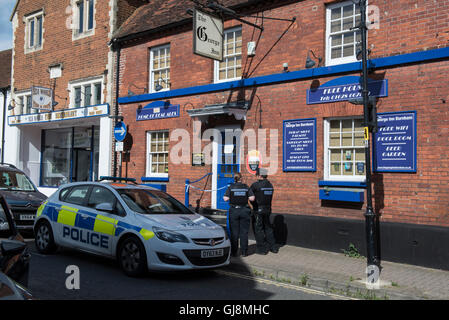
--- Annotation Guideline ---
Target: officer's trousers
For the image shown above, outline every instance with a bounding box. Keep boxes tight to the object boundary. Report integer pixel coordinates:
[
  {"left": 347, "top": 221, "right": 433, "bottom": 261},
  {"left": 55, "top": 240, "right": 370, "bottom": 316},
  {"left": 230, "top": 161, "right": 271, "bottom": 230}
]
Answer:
[
  {"left": 254, "top": 206, "right": 276, "bottom": 252},
  {"left": 229, "top": 206, "right": 251, "bottom": 255}
]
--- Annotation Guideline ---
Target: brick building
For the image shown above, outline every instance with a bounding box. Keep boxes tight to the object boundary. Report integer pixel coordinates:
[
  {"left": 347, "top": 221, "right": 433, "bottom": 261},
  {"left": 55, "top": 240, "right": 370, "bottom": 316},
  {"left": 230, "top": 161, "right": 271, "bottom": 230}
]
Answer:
[
  {"left": 6, "top": 0, "right": 148, "bottom": 196},
  {"left": 112, "top": 0, "right": 449, "bottom": 269}
]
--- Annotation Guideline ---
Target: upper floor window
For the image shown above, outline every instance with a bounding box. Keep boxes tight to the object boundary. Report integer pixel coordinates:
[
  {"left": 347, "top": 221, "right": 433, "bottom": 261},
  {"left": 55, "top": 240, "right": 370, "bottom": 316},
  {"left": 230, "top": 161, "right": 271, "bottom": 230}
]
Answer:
[
  {"left": 25, "top": 11, "right": 43, "bottom": 53},
  {"left": 214, "top": 27, "right": 242, "bottom": 83},
  {"left": 326, "top": 1, "right": 361, "bottom": 66},
  {"left": 149, "top": 44, "right": 170, "bottom": 93},
  {"left": 74, "top": 0, "right": 95, "bottom": 39},
  {"left": 69, "top": 78, "right": 103, "bottom": 108},
  {"left": 15, "top": 91, "right": 36, "bottom": 115}
]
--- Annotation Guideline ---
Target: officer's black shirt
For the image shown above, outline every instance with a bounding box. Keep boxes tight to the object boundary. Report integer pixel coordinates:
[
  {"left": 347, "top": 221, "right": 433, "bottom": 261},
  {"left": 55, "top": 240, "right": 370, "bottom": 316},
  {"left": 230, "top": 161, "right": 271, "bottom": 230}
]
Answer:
[
  {"left": 250, "top": 179, "right": 274, "bottom": 207},
  {"left": 225, "top": 182, "right": 254, "bottom": 206}
]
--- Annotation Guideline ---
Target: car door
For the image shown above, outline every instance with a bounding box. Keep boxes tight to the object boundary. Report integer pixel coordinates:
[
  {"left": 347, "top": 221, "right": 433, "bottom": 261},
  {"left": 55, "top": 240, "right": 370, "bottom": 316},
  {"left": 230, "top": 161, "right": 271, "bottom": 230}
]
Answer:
[
  {"left": 56, "top": 185, "right": 91, "bottom": 248},
  {"left": 84, "top": 186, "right": 125, "bottom": 256}
]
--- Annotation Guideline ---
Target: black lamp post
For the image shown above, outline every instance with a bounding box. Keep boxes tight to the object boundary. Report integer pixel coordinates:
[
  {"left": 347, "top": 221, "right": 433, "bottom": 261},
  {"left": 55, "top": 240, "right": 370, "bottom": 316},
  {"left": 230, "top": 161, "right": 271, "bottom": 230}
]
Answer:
[{"left": 357, "top": 0, "right": 379, "bottom": 268}]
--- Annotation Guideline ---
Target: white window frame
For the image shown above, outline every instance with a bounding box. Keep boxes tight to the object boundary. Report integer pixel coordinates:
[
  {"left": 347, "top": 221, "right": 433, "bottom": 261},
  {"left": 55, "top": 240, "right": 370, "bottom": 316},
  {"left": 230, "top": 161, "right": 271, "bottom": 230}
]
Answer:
[
  {"left": 24, "top": 10, "right": 44, "bottom": 54},
  {"left": 68, "top": 77, "right": 103, "bottom": 108},
  {"left": 72, "top": 0, "right": 96, "bottom": 40},
  {"left": 149, "top": 44, "right": 171, "bottom": 94},
  {"left": 214, "top": 26, "right": 242, "bottom": 83},
  {"left": 324, "top": 117, "right": 366, "bottom": 182},
  {"left": 14, "top": 91, "right": 36, "bottom": 115},
  {"left": 146, "top": 131, "right": 169, "bottom": 178},
  {"left": 325, "top": 1, "right": 363, "bottom": 66}
]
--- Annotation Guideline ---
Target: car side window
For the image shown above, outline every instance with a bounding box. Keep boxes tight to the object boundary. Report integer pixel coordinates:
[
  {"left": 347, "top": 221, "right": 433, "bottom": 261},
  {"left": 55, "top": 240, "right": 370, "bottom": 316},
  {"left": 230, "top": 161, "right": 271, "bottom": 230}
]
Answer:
[
  {"left": 64, "top": 185, "right": 90, "bottom": 206},
  {"left": 87, "top": 186, "right": 116, "bottom": 210},
  {"left": 59, "top": 187, "right": 71, "bottom": 201}
]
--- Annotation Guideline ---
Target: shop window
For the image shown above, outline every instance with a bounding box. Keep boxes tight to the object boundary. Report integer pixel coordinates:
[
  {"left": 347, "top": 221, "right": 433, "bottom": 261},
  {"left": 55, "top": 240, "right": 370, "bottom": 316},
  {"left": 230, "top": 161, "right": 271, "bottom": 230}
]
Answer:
[
  {"left": 214, "top": 26, "right": 242, "bottom": 83},
  {"left": 146, "top": 131, "right": 169, "bottom": 177},
  {"left": 25, "top": 11, "right": 43, "bottom": 53},
  {"left": 149, "top": 44, "right": 170, "bottom": 93},
  {"left": 324, "top": 117, "right": 365, "bottom": 181},
  {"left": 69, "top": 79, "right": 103, "bottom": 108},
  {"left": 74, "top": 0, "right": 95, "bottom": 39},
  {"left": 41, "top": 126, "right": 99, "bottom": 187},
  {"left": 326, "top": 1, "right": 361, "bottom": 66}
]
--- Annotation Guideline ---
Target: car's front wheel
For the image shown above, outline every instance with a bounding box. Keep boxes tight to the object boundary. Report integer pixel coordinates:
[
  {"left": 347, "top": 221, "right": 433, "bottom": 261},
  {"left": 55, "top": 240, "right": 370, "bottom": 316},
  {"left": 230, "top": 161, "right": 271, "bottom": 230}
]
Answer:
[
  {"left": 34, "top": 220, "right": 57, "bottom": 254},
  {"left": 117, "top": 236, "right": 147, "bottom": 277}
]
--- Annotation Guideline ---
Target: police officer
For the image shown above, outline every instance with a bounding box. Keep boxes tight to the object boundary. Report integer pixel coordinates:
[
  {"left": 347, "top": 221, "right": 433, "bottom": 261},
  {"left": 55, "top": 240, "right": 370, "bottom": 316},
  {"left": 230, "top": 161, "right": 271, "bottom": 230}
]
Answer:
[
  {"left": 250, "top": 168, "right": 278, "bottom": 255},
  {"left": 223, "top": 172, "right": 255, "bottom": 257}
]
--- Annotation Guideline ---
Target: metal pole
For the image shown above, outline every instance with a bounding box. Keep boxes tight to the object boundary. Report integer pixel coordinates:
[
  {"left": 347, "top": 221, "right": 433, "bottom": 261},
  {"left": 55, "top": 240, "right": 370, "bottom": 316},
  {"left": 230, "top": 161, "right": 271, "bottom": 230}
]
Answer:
[
  {"left": 1, "top": 87, "right": 8, "bottom": 164},
  {"left": 360, "top": 0, "right": 378, "bottom": 267}
]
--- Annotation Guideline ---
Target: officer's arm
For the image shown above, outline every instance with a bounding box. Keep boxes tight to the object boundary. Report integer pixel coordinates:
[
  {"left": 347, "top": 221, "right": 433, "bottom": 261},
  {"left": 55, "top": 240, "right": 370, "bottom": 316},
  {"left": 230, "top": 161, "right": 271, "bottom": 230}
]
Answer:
[
  {"left": 223, "top": 187, "right": 230, "bottom": 202},
  {"left": 248, "top": 188, "right": 255, "bottom": 202}
]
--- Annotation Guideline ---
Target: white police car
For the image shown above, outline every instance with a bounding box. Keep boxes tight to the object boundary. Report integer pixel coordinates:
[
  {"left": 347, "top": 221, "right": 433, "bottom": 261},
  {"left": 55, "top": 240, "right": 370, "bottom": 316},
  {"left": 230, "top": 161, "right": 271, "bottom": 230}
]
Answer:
[{"left": 33, "top": 179, "right": 230, "bottom": 276}]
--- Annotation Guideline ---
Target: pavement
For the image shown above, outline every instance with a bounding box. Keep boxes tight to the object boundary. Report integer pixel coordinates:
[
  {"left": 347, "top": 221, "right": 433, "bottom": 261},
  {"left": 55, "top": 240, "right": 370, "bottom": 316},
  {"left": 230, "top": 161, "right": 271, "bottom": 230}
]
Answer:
[{"left": 204, "top": 212, "right": 449, "bottom": 300}]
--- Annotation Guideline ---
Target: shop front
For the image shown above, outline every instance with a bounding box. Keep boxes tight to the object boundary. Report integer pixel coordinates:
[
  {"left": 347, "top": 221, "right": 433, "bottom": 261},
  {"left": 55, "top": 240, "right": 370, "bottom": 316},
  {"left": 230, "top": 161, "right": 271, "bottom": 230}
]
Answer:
[{"left": 7, "top": 104, "right": 112, "bottom": 196}]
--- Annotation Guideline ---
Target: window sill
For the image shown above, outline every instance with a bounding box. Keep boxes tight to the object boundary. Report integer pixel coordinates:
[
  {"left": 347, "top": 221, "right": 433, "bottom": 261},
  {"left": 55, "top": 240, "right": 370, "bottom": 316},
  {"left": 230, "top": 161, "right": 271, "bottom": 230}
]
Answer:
[
  {"left": 25, "top": 46, "right": 43, "bottom": 54},
  {"left": 72, "top": 30, "right": 94, "bottom": 41},
  {"left": 318, "top": 180, "right": 365, "bottom": 203}
]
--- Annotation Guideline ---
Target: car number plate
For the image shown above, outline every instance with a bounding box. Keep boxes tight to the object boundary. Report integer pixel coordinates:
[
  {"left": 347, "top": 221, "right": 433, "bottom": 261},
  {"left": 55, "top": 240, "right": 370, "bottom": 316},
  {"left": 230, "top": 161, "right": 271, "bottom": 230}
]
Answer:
[
  {"left": 201, "top": 249, "right": 224, "bottom": 258},
  {"left": 20, "top": 214, "right": 35, "bottom": 221}
]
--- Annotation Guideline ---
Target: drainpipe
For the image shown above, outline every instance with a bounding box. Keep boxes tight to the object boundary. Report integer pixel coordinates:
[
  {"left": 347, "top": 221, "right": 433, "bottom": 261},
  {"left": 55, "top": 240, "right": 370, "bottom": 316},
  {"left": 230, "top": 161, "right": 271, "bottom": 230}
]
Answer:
[{"left": 0, "top": 86, "right": 10, "bottom": 164}]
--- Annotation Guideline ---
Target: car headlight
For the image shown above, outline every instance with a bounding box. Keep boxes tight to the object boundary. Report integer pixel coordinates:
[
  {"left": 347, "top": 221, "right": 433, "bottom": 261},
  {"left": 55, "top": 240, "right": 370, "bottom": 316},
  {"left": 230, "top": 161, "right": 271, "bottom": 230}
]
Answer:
[{"left": 152, "top": 227, "right": 189, "bottom": 243}]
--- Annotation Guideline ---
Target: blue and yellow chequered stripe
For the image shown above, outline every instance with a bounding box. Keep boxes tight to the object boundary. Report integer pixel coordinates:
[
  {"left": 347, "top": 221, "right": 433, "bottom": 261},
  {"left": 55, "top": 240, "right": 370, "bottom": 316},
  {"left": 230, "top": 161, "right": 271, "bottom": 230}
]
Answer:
[{"left": 38, "top": 202, "right": 154, "bottom": 240}]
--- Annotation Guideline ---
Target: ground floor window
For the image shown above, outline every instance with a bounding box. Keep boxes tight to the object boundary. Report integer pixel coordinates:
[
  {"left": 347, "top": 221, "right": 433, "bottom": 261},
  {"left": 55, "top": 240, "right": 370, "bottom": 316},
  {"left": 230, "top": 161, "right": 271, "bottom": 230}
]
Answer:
[
  {"left": 324, "top": 117, "right": 365, "bottom": 181},
  {"left": 41, "top": 126, "right": 99, "bottom": 187},
  {"left": 146, "top": 131, "right": 169, "bottom": 177}
]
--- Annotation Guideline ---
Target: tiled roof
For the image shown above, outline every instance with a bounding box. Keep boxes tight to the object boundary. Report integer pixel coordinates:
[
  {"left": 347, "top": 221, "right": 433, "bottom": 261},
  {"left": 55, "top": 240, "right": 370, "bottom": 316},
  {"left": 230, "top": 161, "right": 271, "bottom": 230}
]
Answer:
[
  {"left": 113, "top": 0, "right": 264, "bottom": 41},
  {"left": 0, "top": 49, "right": 12, "bottom": 89}
]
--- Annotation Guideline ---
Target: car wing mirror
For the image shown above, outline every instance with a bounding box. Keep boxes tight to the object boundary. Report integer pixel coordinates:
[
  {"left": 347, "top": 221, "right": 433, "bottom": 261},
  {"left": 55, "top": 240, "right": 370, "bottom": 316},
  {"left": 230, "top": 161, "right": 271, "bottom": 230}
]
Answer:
[
  {"left": 0, "top": 240, "right": 27, "bottom": 256},
  {"left": 95, "top": 203, "right": 114, "bottom": 213}
]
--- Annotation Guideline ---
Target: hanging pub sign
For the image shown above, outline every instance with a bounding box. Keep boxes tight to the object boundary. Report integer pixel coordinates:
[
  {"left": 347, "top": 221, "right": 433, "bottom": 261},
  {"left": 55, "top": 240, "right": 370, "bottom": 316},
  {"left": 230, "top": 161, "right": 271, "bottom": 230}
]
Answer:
[
  {"left": 246, "top": 150, "right": 261, "bottom": 175},
  {"left": 193, "top": 8, "right": 223, "bottom": 61},
  {"left": 136, "top": 101, "right": 180, "bottom": 121},
  {"left": 306, "top": 76, "right": 388, "bottom": 105},
  {"left": 373, "top": 111, "right": 417, "bottom": 172},
  {"left": 283, "top": 118, "right": 316, "bottom": 172}
]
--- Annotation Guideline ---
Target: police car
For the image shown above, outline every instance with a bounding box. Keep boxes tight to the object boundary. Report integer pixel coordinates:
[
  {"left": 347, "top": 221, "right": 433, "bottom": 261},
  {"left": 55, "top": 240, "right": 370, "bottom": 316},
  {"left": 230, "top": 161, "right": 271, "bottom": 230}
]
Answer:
[{"left": 33, "top": 178, "right": 230, "bottom": 276}]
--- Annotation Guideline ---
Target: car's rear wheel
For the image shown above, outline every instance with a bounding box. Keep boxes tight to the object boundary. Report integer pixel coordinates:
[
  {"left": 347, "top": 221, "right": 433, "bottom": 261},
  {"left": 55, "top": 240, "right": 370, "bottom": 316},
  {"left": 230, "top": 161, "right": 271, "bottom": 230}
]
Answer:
[
  {"left": 34, "top": 220, "right": 57, "bottom": 254},
  {"left": 118, "top": 236, "right": 147, "bottom": 277}
]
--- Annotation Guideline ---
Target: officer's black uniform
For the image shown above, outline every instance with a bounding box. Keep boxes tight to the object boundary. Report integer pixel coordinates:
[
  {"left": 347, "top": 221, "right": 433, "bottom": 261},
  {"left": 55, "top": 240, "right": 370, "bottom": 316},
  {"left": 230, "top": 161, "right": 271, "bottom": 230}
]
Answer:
[
  {"left": 224, "top": 181, "right": 254, "bottom": 256},
  {"left": 250, "top": 173, "right": 278, "bottom": 254}
]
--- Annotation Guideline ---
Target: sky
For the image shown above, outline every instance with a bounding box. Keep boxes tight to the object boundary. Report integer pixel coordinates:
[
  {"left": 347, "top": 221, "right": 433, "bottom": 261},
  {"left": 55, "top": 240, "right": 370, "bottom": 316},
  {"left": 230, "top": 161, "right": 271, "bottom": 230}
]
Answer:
[{"left": 0, "top": 0, "right": 15, "bottom": 51}]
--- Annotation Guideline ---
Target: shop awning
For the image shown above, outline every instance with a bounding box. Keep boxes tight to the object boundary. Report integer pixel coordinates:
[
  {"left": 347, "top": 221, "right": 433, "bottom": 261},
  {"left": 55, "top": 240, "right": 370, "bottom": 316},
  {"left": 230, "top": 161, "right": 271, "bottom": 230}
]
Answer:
[{"left": 187, "top": 101, "right": 249, "bottom": 121}]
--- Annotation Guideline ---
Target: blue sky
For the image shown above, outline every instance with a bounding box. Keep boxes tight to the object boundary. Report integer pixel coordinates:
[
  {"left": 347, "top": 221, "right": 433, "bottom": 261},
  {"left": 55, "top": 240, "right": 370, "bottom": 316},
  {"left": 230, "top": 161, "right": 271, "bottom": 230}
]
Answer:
[{"left": 0, "top": 0, "right": 16, "bottom": 51}]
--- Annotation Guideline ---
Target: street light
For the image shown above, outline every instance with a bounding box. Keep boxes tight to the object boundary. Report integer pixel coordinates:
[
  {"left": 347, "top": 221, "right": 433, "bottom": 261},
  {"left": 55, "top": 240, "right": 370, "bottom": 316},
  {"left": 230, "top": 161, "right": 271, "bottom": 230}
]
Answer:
[{"left": 355, "top": 0, "right": 380, "bottom": 271}]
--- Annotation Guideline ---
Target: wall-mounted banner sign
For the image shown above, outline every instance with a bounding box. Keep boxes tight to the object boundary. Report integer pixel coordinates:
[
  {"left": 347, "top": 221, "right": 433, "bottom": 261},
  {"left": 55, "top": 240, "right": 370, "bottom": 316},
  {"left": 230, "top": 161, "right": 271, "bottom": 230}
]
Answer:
[
  {"left": 136, "top": 101, "right": 180, "bottom": 121},
  {"left": 31, "top": 86, "right": 53, "bottom": 111},
  {"left": 193, "top": 8, "right": 223, "bottom": 61},
  {"left": 307, "top": 76, "right": 388, "bottom": 105},
  {"left": 246, "top": 150, "right": 261, "bottom": 175},
  {"left": 373, "top": 111, "right": 417, "bottom": 172},
  {"left": 8, "top": 104, "right": 109, "bottom": 126},
  {"left": 283, "top": 118, "right": 316, "bottom": 172}
]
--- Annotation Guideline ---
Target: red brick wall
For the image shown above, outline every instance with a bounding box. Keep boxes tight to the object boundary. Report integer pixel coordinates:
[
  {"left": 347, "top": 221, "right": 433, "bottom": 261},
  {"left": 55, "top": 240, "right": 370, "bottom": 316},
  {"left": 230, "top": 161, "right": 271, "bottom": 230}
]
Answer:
[{"left": 118, "top": 0, "right": 449, "bottom": 227}]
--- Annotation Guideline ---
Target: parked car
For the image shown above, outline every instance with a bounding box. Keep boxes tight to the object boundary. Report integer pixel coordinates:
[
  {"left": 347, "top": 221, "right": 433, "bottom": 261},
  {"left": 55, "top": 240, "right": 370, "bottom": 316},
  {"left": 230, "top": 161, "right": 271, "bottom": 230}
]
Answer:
[
  {"left": 0, "top": 193, "right": 33, "bottom": 299},
  {"left": 0, "top": 163, "right": 47, "bottom": 234},
  {"left": 34, "top": 178, "right": 231, "bottom": 276}
]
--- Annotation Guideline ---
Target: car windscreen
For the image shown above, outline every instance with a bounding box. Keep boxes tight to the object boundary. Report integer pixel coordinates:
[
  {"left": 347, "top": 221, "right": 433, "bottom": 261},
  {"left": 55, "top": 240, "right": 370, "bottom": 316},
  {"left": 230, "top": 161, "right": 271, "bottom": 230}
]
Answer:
[
  {"left": 0, "top": 171, "right": 36, "bottom": 192},
  {"left": 117, "top": 188, "right": 193, "bottom": 215}
]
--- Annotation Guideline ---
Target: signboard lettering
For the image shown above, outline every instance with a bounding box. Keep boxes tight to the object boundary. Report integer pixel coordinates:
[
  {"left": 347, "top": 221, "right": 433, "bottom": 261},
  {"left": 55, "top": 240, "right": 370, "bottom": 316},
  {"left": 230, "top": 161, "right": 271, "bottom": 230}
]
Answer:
[
  {"left": 283, "top": 118, "right": 316, "bottom": 172},
  {"left": 373, "top": 111, "right": 417, "bottom": 172},
  {"left": 193, "top": 9, "right": 223, "bottom": 61}
]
